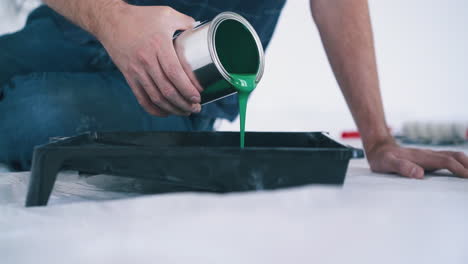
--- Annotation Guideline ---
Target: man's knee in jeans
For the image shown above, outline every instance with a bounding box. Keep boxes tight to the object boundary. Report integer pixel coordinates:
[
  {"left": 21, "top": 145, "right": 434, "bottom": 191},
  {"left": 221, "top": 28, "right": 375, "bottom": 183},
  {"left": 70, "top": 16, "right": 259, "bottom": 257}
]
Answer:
[{"left": 0, "top": 73, "right": 97, "bottom": 170}]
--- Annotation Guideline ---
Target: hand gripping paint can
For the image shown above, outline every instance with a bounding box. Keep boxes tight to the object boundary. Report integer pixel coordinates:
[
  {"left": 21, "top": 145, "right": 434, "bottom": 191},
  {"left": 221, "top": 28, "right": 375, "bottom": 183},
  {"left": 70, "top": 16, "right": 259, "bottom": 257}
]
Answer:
[{"left": 173, "top": 12, "right": 265, "bottom": 104}]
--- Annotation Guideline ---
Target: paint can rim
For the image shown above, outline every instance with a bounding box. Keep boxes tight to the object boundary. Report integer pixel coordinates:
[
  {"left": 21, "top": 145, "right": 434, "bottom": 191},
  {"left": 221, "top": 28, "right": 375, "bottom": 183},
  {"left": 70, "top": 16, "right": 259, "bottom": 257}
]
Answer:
[{"left": 208, "top": 12, "right": 265, "bottom": 85}]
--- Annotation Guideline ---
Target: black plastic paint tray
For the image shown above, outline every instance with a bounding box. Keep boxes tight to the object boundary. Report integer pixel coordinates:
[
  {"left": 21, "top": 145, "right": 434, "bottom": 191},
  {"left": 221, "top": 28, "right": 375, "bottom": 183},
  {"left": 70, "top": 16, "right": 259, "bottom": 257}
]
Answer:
[{"left": 25, "top": 131, "right": 364, "bottom": 206}]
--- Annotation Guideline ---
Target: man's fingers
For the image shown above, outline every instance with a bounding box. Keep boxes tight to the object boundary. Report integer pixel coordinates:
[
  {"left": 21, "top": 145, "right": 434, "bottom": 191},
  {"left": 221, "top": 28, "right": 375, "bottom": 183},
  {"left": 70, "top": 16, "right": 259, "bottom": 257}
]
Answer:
[
  {"left": 126, "top": 76, "right": 169, "bottom": 117},
  {"left": 167, "top": 9, "right": 204, "bottom": 93},
  {"left": 157, "top": 40, "right": 201, "bottom": 104},
  {"left": 172, "top": 10, "right": 196, "bottom": 30},
  {"left": 144, "top": 57, "right": 200, "bottom": 113},
  {"left": 437, "top": 151, "right": 468, "bottom": 169},
  {"left": 435, "top": 154, "right": 468, "bottom": 178},
  {"left": 388, "top": 156, "right": 425, "bottom": 179},
  {"left": 159, "top": 6, "right": 195, "bottom": 31},
  {"left": 176, "top": 52, "right": 204, "bottom": 93},
  {"left": 411, "top": 151, "right": 468, "bottom": 178},
  {"left": 137, "top": 71, "right": 191, "bottom": 116}
]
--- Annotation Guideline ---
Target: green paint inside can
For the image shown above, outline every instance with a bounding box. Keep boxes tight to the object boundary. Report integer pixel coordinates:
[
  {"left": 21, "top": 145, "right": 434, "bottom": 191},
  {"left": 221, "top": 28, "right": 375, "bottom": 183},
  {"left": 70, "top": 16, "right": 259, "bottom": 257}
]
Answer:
[{"left": 215, "top": 19, "right": 261, "bottom": 148}]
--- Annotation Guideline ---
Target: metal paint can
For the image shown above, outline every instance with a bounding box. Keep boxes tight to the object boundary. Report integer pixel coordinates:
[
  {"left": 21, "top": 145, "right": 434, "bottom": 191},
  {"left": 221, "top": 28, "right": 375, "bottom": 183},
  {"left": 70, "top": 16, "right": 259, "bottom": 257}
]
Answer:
[{"left": 173, "top": 12, "right": 265, "bottom": 104}]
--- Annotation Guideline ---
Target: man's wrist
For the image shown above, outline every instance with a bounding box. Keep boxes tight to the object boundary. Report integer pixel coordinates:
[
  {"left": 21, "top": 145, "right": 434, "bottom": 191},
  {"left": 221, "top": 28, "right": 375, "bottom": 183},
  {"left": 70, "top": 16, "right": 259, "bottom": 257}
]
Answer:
[
  {"left": 91, "top": 0, "right": 130, "bottom": 43},
  {"left": 361, "top": 129, "right": 396, "bottom": 154}
]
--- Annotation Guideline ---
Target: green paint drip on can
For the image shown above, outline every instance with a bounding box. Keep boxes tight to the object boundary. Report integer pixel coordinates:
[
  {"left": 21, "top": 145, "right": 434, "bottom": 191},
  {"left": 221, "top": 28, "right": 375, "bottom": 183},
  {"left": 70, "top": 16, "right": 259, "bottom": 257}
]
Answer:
[{"left": 230, "top": 73, "right": 257, "bottom": 148}]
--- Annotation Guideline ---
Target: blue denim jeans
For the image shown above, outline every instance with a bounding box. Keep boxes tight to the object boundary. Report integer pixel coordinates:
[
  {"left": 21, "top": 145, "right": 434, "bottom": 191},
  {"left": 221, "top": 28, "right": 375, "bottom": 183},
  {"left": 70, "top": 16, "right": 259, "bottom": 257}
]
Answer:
[{"left": 0, "top": 10, "right": 215, "bottom": 171}]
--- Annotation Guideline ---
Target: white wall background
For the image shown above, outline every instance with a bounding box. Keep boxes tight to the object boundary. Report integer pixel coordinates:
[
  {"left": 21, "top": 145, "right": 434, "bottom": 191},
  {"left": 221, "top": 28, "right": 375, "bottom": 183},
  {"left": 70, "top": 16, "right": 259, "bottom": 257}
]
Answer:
[
  {"left": 0, "top": 0, "right": 39, "bottom": 33},
  {"left": 218, "top": 0, "right": 468, "bottom": 137},
  {"left": 1, "top": 0, "right": 467, "bottom": 137}
]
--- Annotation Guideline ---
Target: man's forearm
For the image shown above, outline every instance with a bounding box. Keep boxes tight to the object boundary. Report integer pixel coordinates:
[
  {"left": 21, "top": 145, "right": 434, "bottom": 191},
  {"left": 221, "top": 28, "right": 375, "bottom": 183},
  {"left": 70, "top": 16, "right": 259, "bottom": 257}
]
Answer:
[
  {"left": 310, "top": 0, "right": 392, "bottom": 151},
  {"left": 43, "top": 0, "right": 126, "bottom": 41}
]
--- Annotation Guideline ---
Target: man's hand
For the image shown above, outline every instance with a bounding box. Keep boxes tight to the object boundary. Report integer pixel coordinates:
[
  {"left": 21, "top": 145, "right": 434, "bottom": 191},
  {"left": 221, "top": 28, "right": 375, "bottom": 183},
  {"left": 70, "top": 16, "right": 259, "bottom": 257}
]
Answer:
[
  {"left": 43, "top": 0, "right": 202, "bottom": 117},
  {"left": 97, "top": 5, "right": 202, "bottom": 117},
  {"left": 366, "top": 139, "right": 468, "bottom": 179}
]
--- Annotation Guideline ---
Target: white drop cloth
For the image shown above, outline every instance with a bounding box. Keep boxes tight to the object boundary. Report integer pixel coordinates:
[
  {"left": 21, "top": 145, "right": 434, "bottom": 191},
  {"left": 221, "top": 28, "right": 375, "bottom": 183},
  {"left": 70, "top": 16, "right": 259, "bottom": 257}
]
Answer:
[{"left": 0, "top": 143, "right": 467, "bottom": 264}]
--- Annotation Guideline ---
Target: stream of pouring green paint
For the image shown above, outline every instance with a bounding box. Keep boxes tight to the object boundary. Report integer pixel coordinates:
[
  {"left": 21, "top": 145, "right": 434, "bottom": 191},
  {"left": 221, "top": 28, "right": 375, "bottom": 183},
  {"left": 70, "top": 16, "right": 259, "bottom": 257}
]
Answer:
[{"left": 230, "top": 73, "right": 257, "bottom": 148}]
